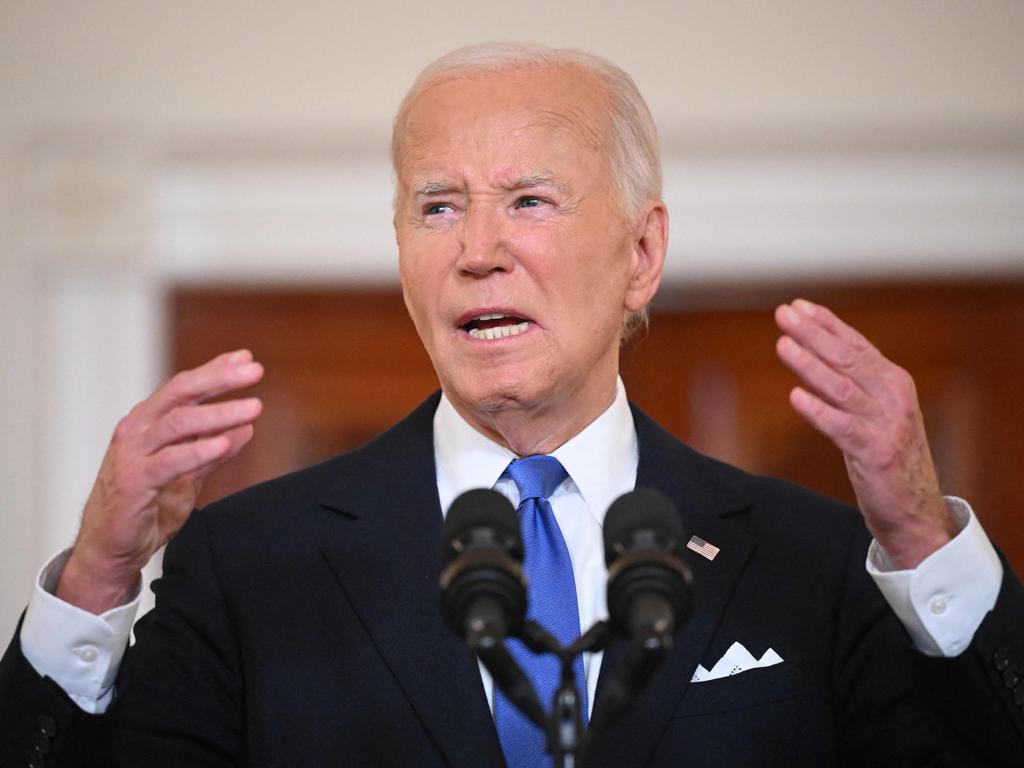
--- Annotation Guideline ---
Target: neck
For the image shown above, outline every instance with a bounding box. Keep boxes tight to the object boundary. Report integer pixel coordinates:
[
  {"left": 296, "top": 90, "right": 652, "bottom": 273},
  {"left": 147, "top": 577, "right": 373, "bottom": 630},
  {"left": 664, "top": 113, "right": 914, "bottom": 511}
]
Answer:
[{"left": 445, "top": 374, "right": 619, "bottom": 457}]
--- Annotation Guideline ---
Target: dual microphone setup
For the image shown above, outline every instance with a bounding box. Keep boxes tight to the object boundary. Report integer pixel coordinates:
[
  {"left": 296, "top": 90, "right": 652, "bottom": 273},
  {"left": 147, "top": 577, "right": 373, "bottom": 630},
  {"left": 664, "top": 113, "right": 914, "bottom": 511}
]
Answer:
[{"left": 439, "top": 488, "right": 694, "bottom": 768}]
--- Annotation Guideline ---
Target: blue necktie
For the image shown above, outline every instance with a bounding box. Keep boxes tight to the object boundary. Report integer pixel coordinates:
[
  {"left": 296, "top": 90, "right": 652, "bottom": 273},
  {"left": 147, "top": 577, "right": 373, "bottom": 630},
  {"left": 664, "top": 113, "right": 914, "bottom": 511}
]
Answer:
[{"left": 495, "top": 455, "right": 588, "bottom": 768}]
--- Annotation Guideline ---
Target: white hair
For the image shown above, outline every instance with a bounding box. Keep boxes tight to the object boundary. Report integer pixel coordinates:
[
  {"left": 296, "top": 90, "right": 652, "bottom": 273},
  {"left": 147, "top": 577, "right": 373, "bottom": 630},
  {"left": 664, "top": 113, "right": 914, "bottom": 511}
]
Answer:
[{"left": 391, "top": 42, "right": 662, "bottom": 342}]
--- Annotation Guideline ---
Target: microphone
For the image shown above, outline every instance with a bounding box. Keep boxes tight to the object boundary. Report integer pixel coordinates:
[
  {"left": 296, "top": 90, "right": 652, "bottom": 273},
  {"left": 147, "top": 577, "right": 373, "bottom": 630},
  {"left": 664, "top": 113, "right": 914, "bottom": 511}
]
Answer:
[
  {"left": 603, "top": 488, "right": 693, "bottom": 647},
  {"left": 439, "top": 488, "right": 525, "bottom": 645},
  {"left": 587, "top": 489, "right": 693, "bottom": 741},
  {"left": 439, "top": 489, "right": 546, "bottom": 727}
]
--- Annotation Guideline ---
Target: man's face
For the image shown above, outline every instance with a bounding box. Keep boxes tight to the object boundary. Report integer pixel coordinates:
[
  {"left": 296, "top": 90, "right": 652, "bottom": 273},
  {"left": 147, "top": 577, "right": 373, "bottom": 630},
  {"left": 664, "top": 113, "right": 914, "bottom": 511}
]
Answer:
[{"left": 394, "top": 65, "right": 661, "bottom": 437}]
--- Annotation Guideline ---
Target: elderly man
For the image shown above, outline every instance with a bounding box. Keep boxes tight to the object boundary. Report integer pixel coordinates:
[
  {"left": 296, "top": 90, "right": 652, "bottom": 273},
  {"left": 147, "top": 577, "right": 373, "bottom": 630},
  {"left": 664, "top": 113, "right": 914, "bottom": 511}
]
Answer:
[{"left": 2, "top": 43, "right": 1022, "bottom": 767}]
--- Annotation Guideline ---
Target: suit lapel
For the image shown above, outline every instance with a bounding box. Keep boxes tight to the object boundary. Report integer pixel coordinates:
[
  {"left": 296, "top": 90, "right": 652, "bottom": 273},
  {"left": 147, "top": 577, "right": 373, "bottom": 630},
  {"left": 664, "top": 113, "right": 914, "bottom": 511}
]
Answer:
[
  {"left": 591, "top": 407, "right": 756, "bottom": 768},
  {"left": 317, "top": 395, "right": 505, "bottom": 768}
]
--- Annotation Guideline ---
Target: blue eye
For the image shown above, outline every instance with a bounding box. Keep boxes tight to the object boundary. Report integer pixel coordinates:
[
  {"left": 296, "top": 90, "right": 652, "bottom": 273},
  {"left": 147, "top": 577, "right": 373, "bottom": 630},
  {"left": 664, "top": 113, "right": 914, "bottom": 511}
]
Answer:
[
  {"left": 425, "top": 203, "right": 454, "bottom": 216},
  {"left": 516, "top": 196, "right": 543, "bottom": 209}
]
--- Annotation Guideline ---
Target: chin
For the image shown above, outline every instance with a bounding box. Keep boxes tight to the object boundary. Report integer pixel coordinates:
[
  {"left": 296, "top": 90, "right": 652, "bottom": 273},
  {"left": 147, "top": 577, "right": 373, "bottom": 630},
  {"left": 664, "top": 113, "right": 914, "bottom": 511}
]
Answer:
[{"left": 446, "top": 366, "right": 551, "bottom": 415}]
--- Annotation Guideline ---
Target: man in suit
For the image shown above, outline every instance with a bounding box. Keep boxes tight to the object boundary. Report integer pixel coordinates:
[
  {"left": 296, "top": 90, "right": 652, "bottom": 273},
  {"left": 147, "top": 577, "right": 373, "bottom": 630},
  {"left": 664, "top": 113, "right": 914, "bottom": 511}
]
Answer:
[{"left": 2, "top": 43, "right": 1023, "bottom": 766}]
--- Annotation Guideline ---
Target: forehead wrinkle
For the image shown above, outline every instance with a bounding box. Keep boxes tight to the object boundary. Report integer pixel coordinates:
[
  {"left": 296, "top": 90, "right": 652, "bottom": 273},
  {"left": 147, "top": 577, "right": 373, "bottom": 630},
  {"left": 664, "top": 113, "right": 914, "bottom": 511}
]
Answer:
[
  {"left": 527, "top": 106, "right": 607, "bottom": 154},
  {"left": 411, "top": 169, "right": 569, "bottom": 198},
  {"left": 503, "top": 172, "right": 558, "bottom": 190}
]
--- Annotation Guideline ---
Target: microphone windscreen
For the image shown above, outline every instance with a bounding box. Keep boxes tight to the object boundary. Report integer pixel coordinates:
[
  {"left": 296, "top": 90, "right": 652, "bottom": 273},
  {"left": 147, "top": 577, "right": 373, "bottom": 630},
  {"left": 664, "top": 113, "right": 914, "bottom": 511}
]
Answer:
[
  {"left": 603, "top": 489, "right": 684, "bottom": 566},
  {"left": 442, "top": 488, "right": 520, "bottom": 565}
]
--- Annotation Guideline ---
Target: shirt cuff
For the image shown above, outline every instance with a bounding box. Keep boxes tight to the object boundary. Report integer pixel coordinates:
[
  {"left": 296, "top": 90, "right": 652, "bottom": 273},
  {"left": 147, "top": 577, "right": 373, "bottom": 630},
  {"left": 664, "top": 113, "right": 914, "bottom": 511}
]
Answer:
[
  {"left": 866, "top": 497, "right": 1002, "bottom": 657},
  {"left": 20, "top": 549, "right": 141, "bottom": 713}
]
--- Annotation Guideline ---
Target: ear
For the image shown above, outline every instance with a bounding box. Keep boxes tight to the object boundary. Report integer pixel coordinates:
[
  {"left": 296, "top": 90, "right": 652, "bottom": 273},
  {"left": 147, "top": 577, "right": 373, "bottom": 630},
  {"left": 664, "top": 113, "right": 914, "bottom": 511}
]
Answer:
[{"left": 624, "top": 201, "right": 668, "bottom": 312}]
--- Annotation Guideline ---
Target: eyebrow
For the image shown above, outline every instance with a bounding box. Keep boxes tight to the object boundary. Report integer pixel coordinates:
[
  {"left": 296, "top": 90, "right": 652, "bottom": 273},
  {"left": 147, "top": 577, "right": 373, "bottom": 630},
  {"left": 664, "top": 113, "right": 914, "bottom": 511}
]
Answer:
[{"left": 413, "top": 181, "right": 458, "bottom": 197}]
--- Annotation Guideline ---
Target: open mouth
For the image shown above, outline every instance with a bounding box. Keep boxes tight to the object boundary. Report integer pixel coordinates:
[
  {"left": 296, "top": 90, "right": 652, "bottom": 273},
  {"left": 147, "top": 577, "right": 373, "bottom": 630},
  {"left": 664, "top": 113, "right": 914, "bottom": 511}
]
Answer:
[{"left": 461, "top": 313, "right": 532, "bottom": 341}]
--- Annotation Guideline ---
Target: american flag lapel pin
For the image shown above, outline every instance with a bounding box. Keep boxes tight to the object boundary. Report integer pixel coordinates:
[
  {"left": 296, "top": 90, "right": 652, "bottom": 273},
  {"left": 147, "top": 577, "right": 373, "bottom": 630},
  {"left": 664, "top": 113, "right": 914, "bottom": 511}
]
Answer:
[{"left": 687, "top": 535, "right": 720, "bottom": 561}]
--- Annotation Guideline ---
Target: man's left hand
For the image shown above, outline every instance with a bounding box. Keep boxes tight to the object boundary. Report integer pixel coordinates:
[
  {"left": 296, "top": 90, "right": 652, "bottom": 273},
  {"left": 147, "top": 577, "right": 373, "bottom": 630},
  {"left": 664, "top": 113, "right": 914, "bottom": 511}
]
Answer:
[{"left": 774, "top": 299, "right": 959, "bottom": 569}]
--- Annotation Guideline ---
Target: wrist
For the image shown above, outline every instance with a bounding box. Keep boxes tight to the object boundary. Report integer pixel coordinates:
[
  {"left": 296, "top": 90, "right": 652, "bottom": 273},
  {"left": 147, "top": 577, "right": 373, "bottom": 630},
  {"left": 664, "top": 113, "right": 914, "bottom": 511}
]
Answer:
[
  {"left": 878, "top": 500, "right": 960, "bottom": 570},
  {"left": 56, "top": 549, "right": 142, "bottom": 615},
  {"left": 881, "top": 531, "right": 951, "bottom": 570}
]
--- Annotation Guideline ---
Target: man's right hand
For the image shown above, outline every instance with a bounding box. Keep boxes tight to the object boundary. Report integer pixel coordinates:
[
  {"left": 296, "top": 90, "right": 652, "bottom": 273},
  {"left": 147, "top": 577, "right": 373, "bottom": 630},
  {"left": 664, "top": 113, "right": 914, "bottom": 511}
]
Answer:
[{"left": 56, "top": 350, "right": 264, "bottom": 614}]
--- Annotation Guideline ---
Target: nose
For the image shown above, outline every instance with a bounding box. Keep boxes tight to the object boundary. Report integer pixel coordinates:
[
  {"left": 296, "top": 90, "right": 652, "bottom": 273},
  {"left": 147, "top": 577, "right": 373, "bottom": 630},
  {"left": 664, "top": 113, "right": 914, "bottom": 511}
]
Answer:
[{"left": 455, "top": 203, "right": 514, "bottom": 277}]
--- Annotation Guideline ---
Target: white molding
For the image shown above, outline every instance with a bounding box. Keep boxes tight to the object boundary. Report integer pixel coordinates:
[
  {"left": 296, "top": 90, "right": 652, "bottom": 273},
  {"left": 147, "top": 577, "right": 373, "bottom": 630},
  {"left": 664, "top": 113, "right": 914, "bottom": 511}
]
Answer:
[
  {"left": 665, "top": 153, "right": 1024, "bottom": 282},
  {"left": 150, "top": 160, "right": 398, "bottom": 283},
  {"left": 150, "top": 151, "right": 1024, "bottom": 285}
]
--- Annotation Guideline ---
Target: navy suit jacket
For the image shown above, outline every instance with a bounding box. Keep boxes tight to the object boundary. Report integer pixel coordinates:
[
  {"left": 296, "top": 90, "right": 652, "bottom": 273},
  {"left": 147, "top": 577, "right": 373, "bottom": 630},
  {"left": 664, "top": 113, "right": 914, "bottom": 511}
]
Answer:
[{"left": 3, "top": 393, "right": 1024, "bottom": 766}]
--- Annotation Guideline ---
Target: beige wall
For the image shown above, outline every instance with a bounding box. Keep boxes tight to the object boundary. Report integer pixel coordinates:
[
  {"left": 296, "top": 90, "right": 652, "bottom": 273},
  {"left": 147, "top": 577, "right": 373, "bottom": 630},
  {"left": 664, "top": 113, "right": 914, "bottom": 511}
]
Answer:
[
  {"left": 2, "top": 1, "right": 1024, "bottom": 144},
  {"left": 1, "top": 0, "right": 1023, "bottom": 640}
]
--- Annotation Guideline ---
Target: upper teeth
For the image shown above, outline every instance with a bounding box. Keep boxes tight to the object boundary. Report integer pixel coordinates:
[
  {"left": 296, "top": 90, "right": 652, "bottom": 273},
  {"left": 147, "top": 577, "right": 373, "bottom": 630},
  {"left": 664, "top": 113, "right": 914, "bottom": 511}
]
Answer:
[
  {"left": 477, "top": 313, "right": 507, "bottom": 321},
  {"left": 468, "top": 320, "right": 531, "bottom": 341}
]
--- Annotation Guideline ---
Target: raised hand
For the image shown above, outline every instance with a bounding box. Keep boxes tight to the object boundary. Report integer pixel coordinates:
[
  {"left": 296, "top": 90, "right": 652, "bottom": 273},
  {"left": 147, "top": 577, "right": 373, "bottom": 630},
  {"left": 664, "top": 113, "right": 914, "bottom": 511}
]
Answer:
[
  {"left": 56, "top": 350, "right": 264, "bottom": 614},
  {"left": 775, "top": 299, "right": 958, "bottom": 569}
]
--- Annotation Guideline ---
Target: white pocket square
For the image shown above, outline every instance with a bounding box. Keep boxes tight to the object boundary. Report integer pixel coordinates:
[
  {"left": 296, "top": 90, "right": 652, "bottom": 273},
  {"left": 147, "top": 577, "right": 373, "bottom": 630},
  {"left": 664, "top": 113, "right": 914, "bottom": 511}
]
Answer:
[{"left": 690, "top": 642, "right": 783, "bottom": 683}]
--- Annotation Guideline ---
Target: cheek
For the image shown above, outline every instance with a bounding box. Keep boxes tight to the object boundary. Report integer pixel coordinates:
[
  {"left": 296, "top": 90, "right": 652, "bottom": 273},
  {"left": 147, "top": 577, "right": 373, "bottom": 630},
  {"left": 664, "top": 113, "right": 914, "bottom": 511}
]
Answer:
[
  {"left": 397, "top": 256, "right": 420, "bottom": 315},
  {"left": 505, "top": 224, "right": 556, "bottom": 259},
  {"left": 513, "top": 226, "right": 628, "bottom": 307},
  {"left": 559, "top": 233, "right": 632, "bottom": 306},
  {"left": 399, "top": 251, "right": 441, "bottom": 340},
  {"left": 508, "top": 225, "right": 589, "bottom": 288}
]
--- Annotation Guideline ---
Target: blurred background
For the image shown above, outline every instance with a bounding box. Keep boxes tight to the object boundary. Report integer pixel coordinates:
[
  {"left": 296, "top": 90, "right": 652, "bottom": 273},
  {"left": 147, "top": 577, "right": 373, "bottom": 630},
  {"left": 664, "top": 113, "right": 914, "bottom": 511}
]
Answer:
[{"left": 1, "top": 1, "right": 1023, "bottom": 640}]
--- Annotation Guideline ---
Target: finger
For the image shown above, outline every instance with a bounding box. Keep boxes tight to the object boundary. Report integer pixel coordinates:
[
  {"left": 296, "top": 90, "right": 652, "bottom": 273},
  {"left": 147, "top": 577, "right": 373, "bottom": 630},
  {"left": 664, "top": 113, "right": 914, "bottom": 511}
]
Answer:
[
  {"left": 142, "top": 435, "right": 233, "bottom": 488},
  {"left": 194, "top": 424, "right": 256, "bottom": 482},
  {"left": 788, "top": 386, "right": 872, "bottom": 455},
  {"left": 141, "top": 397, "right": 263, "bottom": 455},
  {"left": 775, "top": 303, "right": 885, "bottom": 388},
  {"left": 792, "top": 301, "right": 911, "bottom": 402},
  {"left": 790, "top": 300, "right": 887, "bottom": 371},
  {"left": 776, "top": 336, "right": 878, "bottom": 417},
  {"left": 790, "top": 299, "right": 853, "bottom": 335},
  {"left": 136, "top": 351, "right": 264, "bottom": 421}
]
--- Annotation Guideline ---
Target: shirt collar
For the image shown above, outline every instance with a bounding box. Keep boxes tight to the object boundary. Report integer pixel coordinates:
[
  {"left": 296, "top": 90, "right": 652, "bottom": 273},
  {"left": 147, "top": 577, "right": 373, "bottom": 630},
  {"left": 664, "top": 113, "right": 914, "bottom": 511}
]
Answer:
[
  {"left": 433, "top": 378, "right": 638, "bottom": 525},
  {"left": 550, "top": 378, "right": 637, "bottom": 526}
]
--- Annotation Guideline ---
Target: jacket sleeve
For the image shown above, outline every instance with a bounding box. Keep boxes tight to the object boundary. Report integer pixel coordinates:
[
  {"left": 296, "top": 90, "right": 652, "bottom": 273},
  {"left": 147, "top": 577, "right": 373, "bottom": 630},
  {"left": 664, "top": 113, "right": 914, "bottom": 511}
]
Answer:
[
  {"left": 834, "top": 521, "right": 1024, "bottom": 766},
  {"left": 916, "top": 561, "right": 1024, "bottom": 762},
  {"left": 0, "top": 617, "right": 113, "bottom": 768},
  {"left": 110, "top": 509, "right": 241, "bottom": 767}
]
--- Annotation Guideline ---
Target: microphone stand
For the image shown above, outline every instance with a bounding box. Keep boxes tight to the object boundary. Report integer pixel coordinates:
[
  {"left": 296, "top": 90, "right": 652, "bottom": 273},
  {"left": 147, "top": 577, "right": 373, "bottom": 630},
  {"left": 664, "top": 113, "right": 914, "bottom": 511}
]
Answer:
[
  {"left": 510, "top": 620, "right": 615, "bottom": 768},
  {"left": 483, "top": 617, "right": 675, "bottom": 768}
]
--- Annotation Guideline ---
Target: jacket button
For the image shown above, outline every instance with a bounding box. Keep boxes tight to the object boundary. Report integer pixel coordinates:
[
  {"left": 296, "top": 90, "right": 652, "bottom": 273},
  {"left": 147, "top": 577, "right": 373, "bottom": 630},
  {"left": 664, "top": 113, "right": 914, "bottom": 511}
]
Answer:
[
  {"left": 35, "top": 715, "right": 56, "bottom": 738},
  {"left": 1004, "top": 667, "right": 1020, "bottom": 689},
  {"left": 26, "top": 750, "right": 45, "bottom": 768},
  {"left": 31, "top": 733, "right": 50, "bottom": 755},
  {"left": 994, "top": 647, "right": 1012, "bottom": 670}
]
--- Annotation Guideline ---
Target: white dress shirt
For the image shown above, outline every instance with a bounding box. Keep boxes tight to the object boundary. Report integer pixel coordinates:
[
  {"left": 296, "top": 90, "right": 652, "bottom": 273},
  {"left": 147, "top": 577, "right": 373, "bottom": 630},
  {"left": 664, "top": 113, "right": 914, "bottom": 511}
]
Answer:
[
  {"left": 20, "top": 379, "right": 1004, "bottom": 715},
  {"left": 434, "top": 378, "right": 638, "bottom": 716}
]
